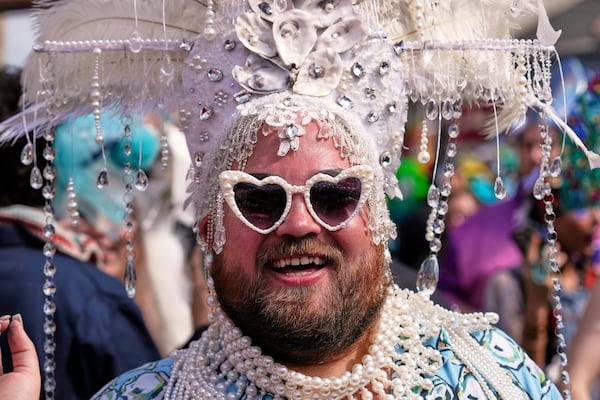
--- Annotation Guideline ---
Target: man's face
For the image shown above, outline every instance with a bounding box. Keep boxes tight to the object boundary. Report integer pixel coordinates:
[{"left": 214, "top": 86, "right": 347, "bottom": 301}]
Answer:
[{"left": 209, "top": 119, "right": 387, "bottom": 364}]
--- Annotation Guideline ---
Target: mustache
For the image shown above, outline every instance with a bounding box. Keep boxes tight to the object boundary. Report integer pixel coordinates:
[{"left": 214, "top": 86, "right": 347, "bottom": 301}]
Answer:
[{"left": 256, "top": 237, "right": 345, "bottom": 270}]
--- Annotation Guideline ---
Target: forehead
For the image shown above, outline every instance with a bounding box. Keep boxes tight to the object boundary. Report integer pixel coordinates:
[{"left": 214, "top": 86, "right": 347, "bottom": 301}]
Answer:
[{"left": 244, "top": 119, "right": 352, "bottom": 176}]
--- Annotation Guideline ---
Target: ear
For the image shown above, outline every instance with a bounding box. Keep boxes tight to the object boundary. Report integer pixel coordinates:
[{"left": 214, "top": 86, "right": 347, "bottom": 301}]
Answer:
[{"left": 199, "top": 215, "right": 210, "bottom": 243}]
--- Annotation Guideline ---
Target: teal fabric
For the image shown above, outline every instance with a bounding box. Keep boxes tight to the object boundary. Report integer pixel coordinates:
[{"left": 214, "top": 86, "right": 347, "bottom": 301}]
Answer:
[{"left": 53, "top": 113, "right": 159, "bottom": 228}]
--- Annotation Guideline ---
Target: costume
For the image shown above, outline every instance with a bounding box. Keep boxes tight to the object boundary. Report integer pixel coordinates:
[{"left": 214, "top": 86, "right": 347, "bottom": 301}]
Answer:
[
  {"left": 1, "top": 0, "right": 597, "bottom": 399},
  {"left": 0, "top": 206, "right": 160, "bottom": 400},
  {"left": 92, "top": 285, "right": 560, "bottom": 399}
]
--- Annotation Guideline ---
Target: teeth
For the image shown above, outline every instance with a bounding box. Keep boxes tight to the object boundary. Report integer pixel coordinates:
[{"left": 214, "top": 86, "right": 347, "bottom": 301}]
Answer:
[{"left": 273, "top": 256, "right": 325, "bottom": 269}]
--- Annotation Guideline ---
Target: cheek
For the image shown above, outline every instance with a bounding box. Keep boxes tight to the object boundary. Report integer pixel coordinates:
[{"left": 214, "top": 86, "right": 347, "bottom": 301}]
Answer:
[
  {"left": 335, "top": 212, "right": 372, "bottom": 257},
  {"left": 219, "top": 211, "right": 262, "bottom": 275}
]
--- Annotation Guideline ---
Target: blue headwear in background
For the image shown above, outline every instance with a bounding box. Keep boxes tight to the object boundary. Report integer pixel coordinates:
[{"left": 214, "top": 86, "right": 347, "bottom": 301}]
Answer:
[
  {"left": 556, "top": 63, "right": 600, "bottom": 211},
  {"left": 53, "top": 112, "right": 160, "bottom": 229}
]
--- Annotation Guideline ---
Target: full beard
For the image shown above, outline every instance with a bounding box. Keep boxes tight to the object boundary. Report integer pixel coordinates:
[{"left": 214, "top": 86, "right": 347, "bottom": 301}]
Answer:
[{"left": 212, "top": 237, "right": 389, "bottom": 365}]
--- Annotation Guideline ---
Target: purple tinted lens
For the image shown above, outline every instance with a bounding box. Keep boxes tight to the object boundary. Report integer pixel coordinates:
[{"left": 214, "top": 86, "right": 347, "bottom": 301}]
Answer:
[
  {"left": 309, "top": 177, "right": 361, "bottom": 226},
  {"left": 233, "top": 182, "right": 286, "bottom": 229}
]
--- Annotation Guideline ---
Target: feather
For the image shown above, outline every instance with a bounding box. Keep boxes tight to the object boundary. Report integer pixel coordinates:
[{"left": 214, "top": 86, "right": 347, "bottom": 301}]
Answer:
[
  {"left": 1, "top": 0, "right": 206, "bottom": 142},
  {"left": 535, "top": 0, "right": 561, "bottom": 46},
  {"left": 531, "top": 95, "right": 600, "bottom": 169}
]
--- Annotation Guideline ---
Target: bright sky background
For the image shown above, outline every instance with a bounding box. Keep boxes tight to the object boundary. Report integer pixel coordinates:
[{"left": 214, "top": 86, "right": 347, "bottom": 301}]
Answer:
[{"left": 2, "top": 9, "right": 34, "bottom": 67}]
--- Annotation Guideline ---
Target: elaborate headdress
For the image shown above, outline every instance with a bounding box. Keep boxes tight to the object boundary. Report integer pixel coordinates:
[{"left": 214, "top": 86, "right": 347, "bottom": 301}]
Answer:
[{"left": 1, "top": 0, "right": 598, "bottom": 398}]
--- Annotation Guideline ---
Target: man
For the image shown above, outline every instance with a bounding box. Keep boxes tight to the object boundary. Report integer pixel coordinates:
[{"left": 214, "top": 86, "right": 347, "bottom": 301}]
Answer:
[
  {"left": 0, "top": 0, "right": 581, "bottom": 399},
  {"left": 92, "top": 109, "right": 560, "bottom": 399}
]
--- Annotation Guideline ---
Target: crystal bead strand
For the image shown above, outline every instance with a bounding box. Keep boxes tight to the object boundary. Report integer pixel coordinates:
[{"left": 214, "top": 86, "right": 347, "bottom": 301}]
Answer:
[
  {"left": 490, "top": 99, "right": 507, "bottom": 200},
  {"left": 159, "top": 129, "right": 169, "bottom": 170},
  {"left": 91, "top": 48, "right": 103, "bottom": 145},
  {"left": 122, "top": 124, "right": 137, "bottom": 298},
  {"left": 41, "top": 128, "right": 58, "bottom": 400},
  {"left": 417, "top": 123, "right": 459, "bottom": 296},
  {"left": 531, "top": 121, "right": 571, "bottom": 398}
]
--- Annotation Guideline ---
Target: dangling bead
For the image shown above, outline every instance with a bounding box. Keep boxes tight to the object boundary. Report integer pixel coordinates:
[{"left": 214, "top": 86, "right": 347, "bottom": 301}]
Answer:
[
  {"left": 417, "top": 254, "right": 439, "bottom": 298},
  {"left": 125, "top": 256, "right": 136, "bottom": 298},
  {"left": 30, "top": 166, "right": 43, "bottom": 189},
  {"left": 494, "top": 176, "right": 507, "bottom": 200},
  {"left": 135, "top": 169, "right": 149, "bottom": 191},
  {"left": 20, "top": 142, "right": 33, "bottom": 165},
  {"left": 426, "top": 184, "right": 439, "bottom": 208},
  {"left": 96, "top": 168, "right": 109, "bottom": 188}
]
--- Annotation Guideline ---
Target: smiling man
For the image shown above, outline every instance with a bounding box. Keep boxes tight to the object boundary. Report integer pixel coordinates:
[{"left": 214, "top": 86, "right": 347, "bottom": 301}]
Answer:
[
  {"left": 90, "top": 98, "right": 561, "bottom": 398},
  {"left": 1, "top": 0, "right": 583, "bottom": 398}
]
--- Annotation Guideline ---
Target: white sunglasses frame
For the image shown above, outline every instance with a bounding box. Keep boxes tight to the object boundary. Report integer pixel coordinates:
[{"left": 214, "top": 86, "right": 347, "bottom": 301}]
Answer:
[{"left": 218, "top": 164, "right": 374, "bottom": 234}]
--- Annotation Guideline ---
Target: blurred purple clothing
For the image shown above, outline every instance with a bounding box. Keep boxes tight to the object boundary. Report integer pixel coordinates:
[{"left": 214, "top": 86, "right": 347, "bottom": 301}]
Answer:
[{"left": 439, "top": 193, "right": 527, "bottom": 310}]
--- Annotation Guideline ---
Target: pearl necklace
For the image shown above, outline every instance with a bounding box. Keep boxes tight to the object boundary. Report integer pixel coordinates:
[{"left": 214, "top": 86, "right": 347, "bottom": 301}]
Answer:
[{"left": 165, "top": 284, "right": 515, "bottom": 400}]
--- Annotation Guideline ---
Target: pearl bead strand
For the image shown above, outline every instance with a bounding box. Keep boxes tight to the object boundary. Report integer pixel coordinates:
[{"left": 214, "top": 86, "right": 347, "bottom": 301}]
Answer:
[{"left": 166, "top": 282, "right": 510, "bottom": 400}]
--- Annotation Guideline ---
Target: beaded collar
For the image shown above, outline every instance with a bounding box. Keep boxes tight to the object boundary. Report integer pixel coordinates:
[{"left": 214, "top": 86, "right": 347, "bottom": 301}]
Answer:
[{"left": 165, "top": 283, "right": 525, "bottom": 399}]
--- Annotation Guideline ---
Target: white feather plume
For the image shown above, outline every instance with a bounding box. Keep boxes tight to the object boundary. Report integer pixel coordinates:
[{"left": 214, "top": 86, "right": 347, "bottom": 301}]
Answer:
[{"left": 2, "top": 0, "right": 206, "bottom": 142}]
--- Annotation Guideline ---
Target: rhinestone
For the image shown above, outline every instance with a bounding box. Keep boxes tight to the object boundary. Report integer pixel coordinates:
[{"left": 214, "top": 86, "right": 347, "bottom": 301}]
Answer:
[
  {"left": 179, "top": 40, "right": 193, "bottom": 52},
  {"left": 379, "top": 61, "right": 390, "bottom": 75},
  {"left": 364, "top": 87, "right": 376, "bottom": 100},
  {"left": 234, "top": 91, "right": 251, "bottom": 104},
  {"left": 309, "top": 64, "right": 325, "bottom": 79},
  {"left": 351, "top": 63, "right": 364, "bottom": 79},
  {"left": 379, "top": 151, "right": 392, "bottom": 167},
  {"left": 258, "top": 2, "right": 272, "bottom": 15},
  {"left": 194, "top": 151, "right": 205, "bottom": 167},
  {"left": 388, "top": 103, "right": 398, "bottom": 113},
  {"left": 224, "top": 39, "right": 236, "bottom": 51},
  {"left": 284, "top": 124, "right": 299, "bottom": 139},
  {"left": 207, "top": 68, "right": 223, "bottom": 82},
  {"left": 199, "top": 105, "right": 214, "bottom": 120},
  {"left": 336, "top": 95, "right": 352, "bottom": 109},
  {"left": 367, "top": 112, "right": 380, "bottom": 123},
  {"left": 393, "top": 40, "right": 405, "bottom": 56}
]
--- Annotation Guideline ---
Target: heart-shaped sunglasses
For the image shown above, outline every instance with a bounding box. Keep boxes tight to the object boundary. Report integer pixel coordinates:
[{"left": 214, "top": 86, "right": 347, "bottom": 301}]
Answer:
[{"left": 218, "top": 165, "right": 374, "bottom": 234}]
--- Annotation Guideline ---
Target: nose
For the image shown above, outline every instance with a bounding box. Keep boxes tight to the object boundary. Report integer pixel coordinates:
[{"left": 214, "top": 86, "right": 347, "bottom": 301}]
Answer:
[{"left": 275, "top": 193, "right": 322, "bottom": 238}]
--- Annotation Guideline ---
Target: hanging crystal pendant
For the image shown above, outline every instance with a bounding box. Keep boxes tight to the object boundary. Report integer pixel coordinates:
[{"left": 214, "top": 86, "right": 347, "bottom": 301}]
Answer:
[
  {"left": 134, "top": 169, "right": 149, "bottom": 191},
  {"left": 425, "top": 99, "right": 439, "bottom": 120},
  {"left": 125, "top": 256, "right": 137, "bottom": 298},
  {"left": 550, "top": 156, "right": 562, "bottom": 178},
  {"left": 426, "top": 184, "right": 440, "bottom": 207},
  {"left": 494, "top": 176, "right": 507, "bottom": 200},
  {"left": 96, "top": 168, "right": 109, "bottom": 189},
  {"left": 416, "top": 254, "right": 439, "bottom": 296},
  {"left": 30, "top": 166, "right": 43, "bottom": 189},
  {"left": 20, "top": 142, "right": 33, "bottom": 165}
]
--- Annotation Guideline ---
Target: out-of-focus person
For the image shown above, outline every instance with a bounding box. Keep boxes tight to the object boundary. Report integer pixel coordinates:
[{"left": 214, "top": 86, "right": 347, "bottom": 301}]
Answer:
[
  {"left": 568, "top": 279, "right": 600, "bottom": 400},
  {"left": 0, "top": 66, "right": 160, "bottom": 399}
]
